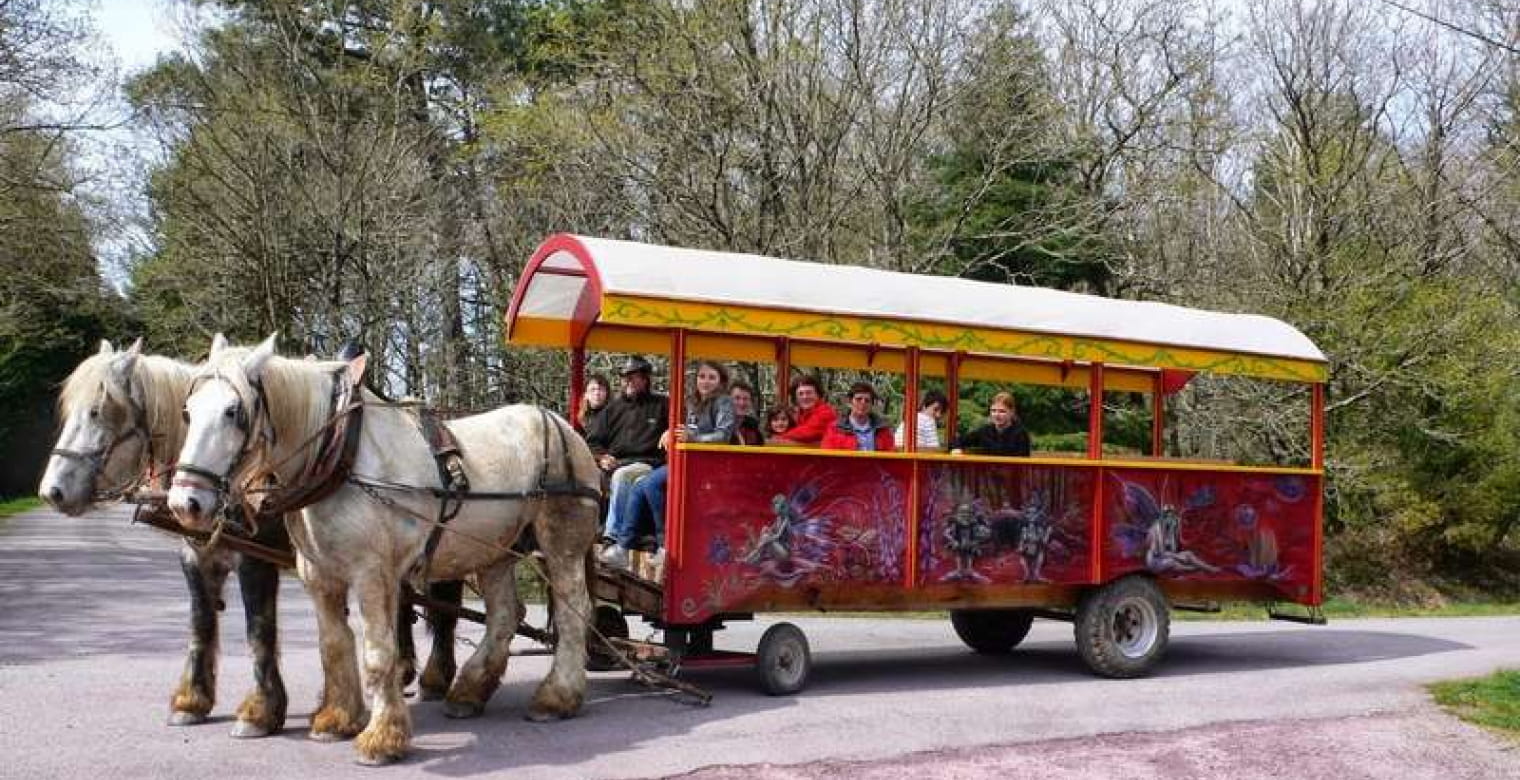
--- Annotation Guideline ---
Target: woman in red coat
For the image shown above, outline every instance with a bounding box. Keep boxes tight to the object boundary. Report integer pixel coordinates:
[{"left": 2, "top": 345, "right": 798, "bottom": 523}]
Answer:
[
  {"left": 821, "top": 382, "right": 895, "bottom": 452},
  {"left": 775, "top": 374, "right": 838, "bottom": 447}
]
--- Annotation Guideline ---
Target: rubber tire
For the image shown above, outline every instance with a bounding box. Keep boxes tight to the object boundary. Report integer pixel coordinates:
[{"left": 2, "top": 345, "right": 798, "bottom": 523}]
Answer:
[
  {"left": 756, "top": 622, "right": 811, "bottom": 696},
  {"left": 586, "top": 604, "right": 629, "bottom": 672},
  {"left": 949, "top": 609, "right": 1036, "bottom": 654},
  {"left": 1074, "top": 576, "right": 1170, "bottom": 678}
]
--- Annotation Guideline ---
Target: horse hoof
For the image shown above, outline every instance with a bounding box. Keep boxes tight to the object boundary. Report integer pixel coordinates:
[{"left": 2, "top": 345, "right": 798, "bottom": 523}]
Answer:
[
  {"left": 442, "top": 700, "right": 483, "bottom": 719},
  {"left": 309, "top": 730, "right": 347, "bottom": 743},
  {"left": 230, "top": 720, "right": 272, "bottom": 739},
  {"left": 525, "top": 707, "right": 570, "bottom": 723},
  {"left": 355, "top": 752, "right": 404, "bottom": 767},
  {"left": 168, "top": 711, "right": 208, "bottom": 726}
]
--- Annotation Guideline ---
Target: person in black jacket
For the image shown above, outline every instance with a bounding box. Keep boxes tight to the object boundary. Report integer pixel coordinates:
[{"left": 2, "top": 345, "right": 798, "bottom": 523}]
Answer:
[
  {"left": 590, "top": 356, "right": 670, "bottom": 541},
  {"left": 951, "top": 391, "right": 1031, "bottom": 456}
]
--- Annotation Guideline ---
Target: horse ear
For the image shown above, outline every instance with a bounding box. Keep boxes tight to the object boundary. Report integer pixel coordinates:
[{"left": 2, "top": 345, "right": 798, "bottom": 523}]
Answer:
[
  {"left": 126, "top": 337, "right": 143, "bottom": 356},
  {"left": 108, "top": 348, "right": 139, "bottom": 398},
  {"left": 98, "top": 339, "right": 114, "bottom": 356},
  {"left": 210, "top": 333, "right": 229, "bottom": 357},
  {"left": 243, "top": 333, "right": 278, "bottom": 379},
  {"left": 346, "top": 352, "right": 368, "bottom": 386}
]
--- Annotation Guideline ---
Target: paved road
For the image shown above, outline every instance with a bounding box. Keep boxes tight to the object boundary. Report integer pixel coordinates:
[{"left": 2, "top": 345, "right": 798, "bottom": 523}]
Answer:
[{"left": 1, "top": 506, "right": 1517, "bottom": 779}]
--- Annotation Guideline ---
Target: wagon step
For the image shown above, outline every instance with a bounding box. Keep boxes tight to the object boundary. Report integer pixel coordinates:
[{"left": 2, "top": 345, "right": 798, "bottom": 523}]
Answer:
[
  {"left": 1172, "top": 600, "right": 1222, "bottom": 613},
  {"left": 1268, "top": 605, "right": 1327, "bottom": 625}
]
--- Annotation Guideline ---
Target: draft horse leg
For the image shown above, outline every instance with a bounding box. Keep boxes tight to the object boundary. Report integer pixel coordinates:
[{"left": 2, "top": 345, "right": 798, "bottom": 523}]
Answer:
[
  {"left": 526, "top": 497, "right": 595, "bottom": 721},
  {"left": 228, "top": 521, "right": 290, "bottom": 738},
  {"left": 443, "top": 558, "right": 521, "bottom": 719},
  {"left": 169, "top": 540, "right": 230, "bottom": 726},
  {"left": 352, "top": 569, "right": 411, "bottom": 765},
  {"left": 302, "top": 564, "right": 366, "bottom": 743},
  {"left": 414, "top": 580, "right": 464, "bottom": 700}
]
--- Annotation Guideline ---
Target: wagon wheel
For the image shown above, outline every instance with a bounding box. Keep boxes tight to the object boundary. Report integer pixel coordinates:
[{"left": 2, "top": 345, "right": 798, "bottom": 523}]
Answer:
[
  {"left": 1074, "top": 575, "right": 1170, "bottom": 678},
  {"left": 948, "top": 608, "right": 1035, "bottom": 654},
  {"left": 755, "top": 622, "right": 810, "bottom": 696},
  {"left": 586, "top": 604, "right": 629, "bottom": 672}
]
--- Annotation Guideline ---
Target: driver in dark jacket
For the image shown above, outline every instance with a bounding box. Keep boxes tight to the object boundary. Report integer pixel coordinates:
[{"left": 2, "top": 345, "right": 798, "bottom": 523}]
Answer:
[{"left": 589, "top": 356, "right": 669, "bottom": 540}]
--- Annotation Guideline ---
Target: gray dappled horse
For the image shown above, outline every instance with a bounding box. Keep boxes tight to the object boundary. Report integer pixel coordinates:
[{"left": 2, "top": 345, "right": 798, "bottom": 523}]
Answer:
[
  {"left": 168, "top": 335, "right": 601, "bottom": 765},
  {"left": 37, "top": 339, "right": 460, "bottom": 738}
]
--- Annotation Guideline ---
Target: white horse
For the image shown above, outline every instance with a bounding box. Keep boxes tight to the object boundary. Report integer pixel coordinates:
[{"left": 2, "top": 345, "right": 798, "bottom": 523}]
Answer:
[
  {"left": 36, "top": 339, "right": 290, "bottom": 736},
  {"left": 167, "top": 335, "right": 601, "bottom": 765}
]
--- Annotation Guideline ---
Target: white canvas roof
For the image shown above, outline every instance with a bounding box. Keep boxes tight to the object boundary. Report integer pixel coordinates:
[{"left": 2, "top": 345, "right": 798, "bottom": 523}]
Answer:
[{"left": 514, "top": 235, "right": 1325, "bottom": 365}]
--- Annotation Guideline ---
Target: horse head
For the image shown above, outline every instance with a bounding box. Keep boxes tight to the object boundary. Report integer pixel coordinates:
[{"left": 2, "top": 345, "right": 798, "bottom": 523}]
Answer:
[
  {"left": 168, "top": 333, "right": 366, "bottom": 532},
  {"left": 39, "top": 338, "right": 162, "bottom": 515}
]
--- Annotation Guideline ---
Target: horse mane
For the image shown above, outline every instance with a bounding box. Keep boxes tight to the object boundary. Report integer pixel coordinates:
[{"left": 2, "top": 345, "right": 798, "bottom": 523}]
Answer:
[
  {"left": 200, "top": 348, "right": 344, "bottom": 485},
  {"left": 59, "top": 351, "right": 196, "bottom": 458}
]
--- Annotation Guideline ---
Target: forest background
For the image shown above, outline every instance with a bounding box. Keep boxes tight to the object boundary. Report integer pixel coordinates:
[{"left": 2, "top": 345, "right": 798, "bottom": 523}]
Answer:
[{"left": 4, "top": 0, "right": 1520, "bottom": 603}]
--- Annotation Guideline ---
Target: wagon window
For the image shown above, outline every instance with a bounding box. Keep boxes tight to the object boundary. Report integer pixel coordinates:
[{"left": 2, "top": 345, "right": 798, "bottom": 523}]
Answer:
[{"left": 1167, "top": 374, "right": 1312, "bottom": 468}]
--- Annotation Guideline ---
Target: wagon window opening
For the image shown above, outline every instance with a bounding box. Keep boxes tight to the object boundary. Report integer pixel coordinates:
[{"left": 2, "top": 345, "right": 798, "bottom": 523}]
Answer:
[
  {"left": 1100, "top": 390, "right": 1153, "bottom": 458},
  {"left": 953, "top": 379, "right": 1087, "bottom": 456},
  {"left": 1168, "top": 374, "right": 1312, "bottom": 468}
]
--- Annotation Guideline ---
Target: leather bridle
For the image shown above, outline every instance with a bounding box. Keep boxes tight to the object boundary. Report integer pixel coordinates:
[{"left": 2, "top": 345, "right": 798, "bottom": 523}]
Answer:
[{"left": 49, "top": 379, "right": 155, "bottom": 501}]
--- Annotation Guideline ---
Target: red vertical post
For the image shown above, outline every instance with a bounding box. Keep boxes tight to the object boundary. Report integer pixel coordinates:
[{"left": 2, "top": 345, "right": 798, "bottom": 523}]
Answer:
[
  {"left": 1088, "top": 363, "right": 1105, "bottom": 584},
  {"left": 945, "top": 351, "right": 963, "bottom": 445},
  {"left": 569, "top": 348, "right": 586, "bottom": 430},
  {"left": 1151, "top": 372, "right": 1164, "bottom": 457},
  {"left": 904, "top": 347, "right": 921, "bottom": 589},
  {"left": 1311, "top": 382, "right": 1325, "bottom": 470},
  {"left": 1311, "top": 381, "right": 1325, "bottom": 604},
  {"left": 775, "top": 337, "right": 792, "bottom": 407},
  {"left": 668, "top": 330, "right": 688, "bottom": 574},
  {"left": 1087, "top": 363, "right": 1105, "bottom": 460},
  {"left": 904, "top": 347, "right": 920, "bottom": 452}
]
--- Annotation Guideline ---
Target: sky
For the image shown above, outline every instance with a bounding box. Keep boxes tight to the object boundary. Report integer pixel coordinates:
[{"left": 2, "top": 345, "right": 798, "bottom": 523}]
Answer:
[{"left": 94, "top": 0, "right": 185, "bottom": 74}]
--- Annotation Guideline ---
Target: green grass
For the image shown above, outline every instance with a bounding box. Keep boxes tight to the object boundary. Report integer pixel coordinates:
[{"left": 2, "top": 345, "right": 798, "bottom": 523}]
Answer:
[
  {"left": 1174, "top": 596, "right": 1520, "bottom": 621},
  {"left": 0, "top": 496, "right": 41, "bottom": 518},
  {"left": 1429, "top": 669, "right": 1520, "bottom": 740}
]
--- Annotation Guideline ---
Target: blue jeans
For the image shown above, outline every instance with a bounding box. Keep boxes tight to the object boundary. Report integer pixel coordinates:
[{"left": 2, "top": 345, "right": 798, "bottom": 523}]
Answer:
[
  {"left": 602, "top": 462, "right": 652, "bottom": 539},
  {"left": 609, "top": 465, "right": 668, "bottom": 550}
]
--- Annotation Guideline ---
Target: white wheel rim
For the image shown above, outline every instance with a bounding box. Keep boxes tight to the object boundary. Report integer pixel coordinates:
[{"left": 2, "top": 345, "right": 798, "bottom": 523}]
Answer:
[
  {"left": 1111, "top": 596, "right": 1159, "bottom": 659},
  {"left": 770, "top": 638, "right": 806, "bottom": 687}
]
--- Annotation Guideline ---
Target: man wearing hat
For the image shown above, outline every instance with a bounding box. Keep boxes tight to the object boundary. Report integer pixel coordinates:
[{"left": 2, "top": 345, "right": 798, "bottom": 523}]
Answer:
[{"left": 589, "top": 355, "right": 670, "bottom": 551}]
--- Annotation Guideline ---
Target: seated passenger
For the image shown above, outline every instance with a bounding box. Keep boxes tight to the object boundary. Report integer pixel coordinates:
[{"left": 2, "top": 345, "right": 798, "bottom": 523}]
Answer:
[
  {"left": 822, "top": 382, "right": 895, "bottom": 452},
  {"left": 763, "top": 404, "right": 796, "bottom": 444},
  {"left": 729, "top": 380, "right": 764, "bottom": 446},
  {"left": 577, "top": 373, "right": 612, "bottom": 438},
  {"left": 773, "top": 374, "right": 836, "bottom": 447},
  {"left": 593, "top": 356, "right": 670, "bottom": 542},
  {"left": 600, "top": 360, "right": 736, "bottom": 571},
  {"left": 896, "top": 389, "right": 948, "bottom": 451},
  {"left": 951, "top": 392, "right": 1031, "bottom": 456}
]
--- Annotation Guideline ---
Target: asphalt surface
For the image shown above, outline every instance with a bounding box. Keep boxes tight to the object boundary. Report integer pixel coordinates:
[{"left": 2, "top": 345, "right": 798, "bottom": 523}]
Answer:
[{"left": 1, "top": 505, "right": 1517, "bottom": 779}]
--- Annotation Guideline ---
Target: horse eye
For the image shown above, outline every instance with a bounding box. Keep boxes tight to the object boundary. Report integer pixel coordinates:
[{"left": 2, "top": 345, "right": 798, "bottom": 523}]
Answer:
[
  {"left": 181, "top": 409, "right": 190, "bottom": 424},
  {"left": 89, "top": 408, "right": 100, "bottom": 419},
  {"left": 223, "top": 406, "right": 238, "bottom": 420}
]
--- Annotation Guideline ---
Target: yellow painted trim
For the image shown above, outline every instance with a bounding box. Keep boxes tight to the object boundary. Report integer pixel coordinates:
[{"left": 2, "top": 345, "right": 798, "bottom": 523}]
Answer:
[
  {"left": 679, "top": 443, "right": 1323, "bottom": 477},
  {"left": 601, "top": 294, "right": 1327, "bottom": 382}
]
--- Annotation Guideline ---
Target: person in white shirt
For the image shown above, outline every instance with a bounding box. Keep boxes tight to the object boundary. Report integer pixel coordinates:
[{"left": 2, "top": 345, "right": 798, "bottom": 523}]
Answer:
[{"left": 898, "top": 389, "right": 948, "bottom": 451}]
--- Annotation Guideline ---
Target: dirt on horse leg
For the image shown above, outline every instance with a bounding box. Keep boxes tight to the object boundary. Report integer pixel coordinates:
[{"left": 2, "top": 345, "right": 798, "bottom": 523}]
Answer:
[
  {"left": 305, "top": 576, "right": 365, "bottom": 742},
  {"left": 353, "top": 572, "right": 411, "bottom": 766},
  {"left": 169, "top": 544, "right": 229, "bottom": 726},
  {"left": 231, "top": 553, "right": 287, "bottom": 738},
  {"left": 444, "top": 559, "right": 520, "bottom": 720},
  {"left": 528, "top": 512, "right": 593, "bottom": 722},
  {"left": 418, "top": 580, "right": 463, "bottom": 701}
]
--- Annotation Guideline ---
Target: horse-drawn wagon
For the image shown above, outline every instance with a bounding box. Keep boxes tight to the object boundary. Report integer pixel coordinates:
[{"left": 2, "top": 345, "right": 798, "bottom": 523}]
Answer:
[{"left": 509, "top": 233, "right": 1328, "bottom": 693}]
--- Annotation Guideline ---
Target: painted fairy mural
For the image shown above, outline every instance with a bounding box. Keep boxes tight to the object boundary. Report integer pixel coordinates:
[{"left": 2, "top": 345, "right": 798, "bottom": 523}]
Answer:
[
  {"left": 1105, "top": 469, "right": 1316, "bottom": 596},
  {"left": 918, "top": 463, "right": 1093, "bottom": 585}
]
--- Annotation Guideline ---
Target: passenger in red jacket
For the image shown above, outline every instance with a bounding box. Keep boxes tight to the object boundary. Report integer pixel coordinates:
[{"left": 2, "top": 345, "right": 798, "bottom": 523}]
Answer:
[
  {"left": 775, "top": 374, "right": 837, "bottom": 447},
  {"left": 822, "top": 381, "right": 896, "bottom": 452}
]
